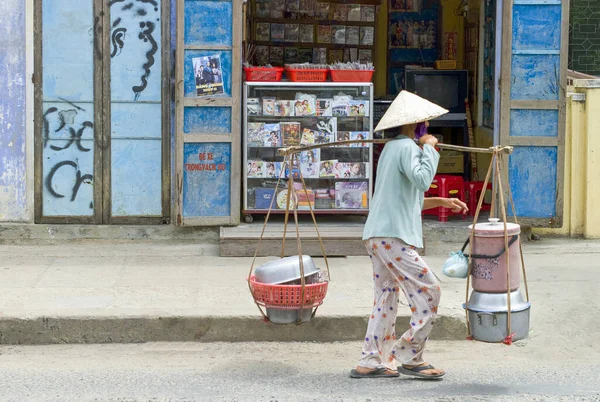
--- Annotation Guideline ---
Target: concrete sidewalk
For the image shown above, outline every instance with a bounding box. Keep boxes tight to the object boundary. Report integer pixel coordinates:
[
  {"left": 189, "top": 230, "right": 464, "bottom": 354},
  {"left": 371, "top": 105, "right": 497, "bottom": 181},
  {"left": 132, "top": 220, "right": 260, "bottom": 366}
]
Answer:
[{"left": 1, "top": 238, "right": 599, "bottom": 345}]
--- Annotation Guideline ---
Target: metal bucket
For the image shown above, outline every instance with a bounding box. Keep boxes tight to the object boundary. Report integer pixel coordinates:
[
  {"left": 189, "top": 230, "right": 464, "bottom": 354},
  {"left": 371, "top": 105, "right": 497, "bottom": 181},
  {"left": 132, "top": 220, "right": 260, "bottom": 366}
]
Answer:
[
  {"left": 464, "top": 289, "right": 531, "bottom": 342},
  {"left": 266, "top": 308, "right": 314, "bottom": 324}
]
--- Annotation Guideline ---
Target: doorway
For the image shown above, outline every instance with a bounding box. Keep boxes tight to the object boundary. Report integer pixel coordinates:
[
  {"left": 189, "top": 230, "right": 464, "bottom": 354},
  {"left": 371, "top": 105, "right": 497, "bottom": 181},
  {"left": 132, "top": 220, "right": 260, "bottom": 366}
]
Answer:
[{"left": 34, "top": 0, "right": 170, "bottom": 224}]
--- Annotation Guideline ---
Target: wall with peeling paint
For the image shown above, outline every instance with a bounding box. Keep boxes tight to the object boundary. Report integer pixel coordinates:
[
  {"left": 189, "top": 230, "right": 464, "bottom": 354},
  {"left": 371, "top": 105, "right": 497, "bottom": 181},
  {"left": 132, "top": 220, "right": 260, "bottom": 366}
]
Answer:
[{"left": 0, "top": 0, "right": 27, "bottom": 222}]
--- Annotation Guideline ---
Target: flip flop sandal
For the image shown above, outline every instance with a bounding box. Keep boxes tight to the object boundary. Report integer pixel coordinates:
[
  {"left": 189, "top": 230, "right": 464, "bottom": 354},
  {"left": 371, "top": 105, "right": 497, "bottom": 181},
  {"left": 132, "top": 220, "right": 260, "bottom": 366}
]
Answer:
[
  {"left": 350, "top": 367, "right": 400, "bottom": 379},
  {"left": 397, "top": 364, "right": 445, "bottom": 380}
]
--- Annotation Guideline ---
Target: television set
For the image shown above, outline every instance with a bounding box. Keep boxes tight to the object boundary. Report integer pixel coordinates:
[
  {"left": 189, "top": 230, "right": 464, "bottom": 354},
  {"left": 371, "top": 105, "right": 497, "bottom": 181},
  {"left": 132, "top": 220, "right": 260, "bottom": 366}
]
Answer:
[{"left": 404, "top": 70, "right": 468, "bottom": 114}]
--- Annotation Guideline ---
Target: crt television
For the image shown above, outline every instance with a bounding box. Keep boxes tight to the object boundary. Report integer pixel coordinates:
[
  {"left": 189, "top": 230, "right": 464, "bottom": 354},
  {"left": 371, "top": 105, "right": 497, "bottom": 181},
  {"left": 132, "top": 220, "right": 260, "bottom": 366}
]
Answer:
[{"left": 404, "top": 70, "right": 468, "bottom": 114}]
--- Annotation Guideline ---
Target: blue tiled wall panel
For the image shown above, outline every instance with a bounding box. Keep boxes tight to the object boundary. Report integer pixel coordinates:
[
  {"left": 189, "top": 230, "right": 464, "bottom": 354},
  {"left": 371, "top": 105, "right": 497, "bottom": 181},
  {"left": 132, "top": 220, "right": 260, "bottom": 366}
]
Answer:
[
  {"left": 183, "top": 107, "right": 231, "bottom": 134},
  {"left": 512, "top": 5, "right": 561, "bottom": 51},
  {"left": 511, "top": 55, "right": 560, "bottom": 100},
  {"left": 184, "top": 0, "right": 232, "bottom": 46},
  {"left": 183, "top": 143, "right": 231, "bottom": 217},
  {"left": 509, "top": 146, "right": 558, "bottom": 218},
  {"left": 510, "top": 109, "right": 559, "bottom": 137}
]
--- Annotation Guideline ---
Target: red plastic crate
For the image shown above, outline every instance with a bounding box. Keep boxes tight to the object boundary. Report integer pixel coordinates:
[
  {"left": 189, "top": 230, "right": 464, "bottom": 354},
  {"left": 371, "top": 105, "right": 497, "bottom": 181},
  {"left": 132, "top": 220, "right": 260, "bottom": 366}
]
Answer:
[
  {"left": 330, "top": 69, "right": 374, "bottom": 82},
  {"left": 285, "top": 68, "right": 328, "bottom": 82},
  {"left": 248, "top": 276, "right": 328, "bottom": 309},
  {"left": 244, "top": 67, "right": 284, "bottom": 82}
]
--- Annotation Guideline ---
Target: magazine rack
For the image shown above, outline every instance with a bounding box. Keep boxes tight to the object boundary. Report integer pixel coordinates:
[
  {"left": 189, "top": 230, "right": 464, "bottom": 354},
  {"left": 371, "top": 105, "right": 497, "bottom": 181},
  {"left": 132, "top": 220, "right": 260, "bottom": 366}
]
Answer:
[{"left": 243, "top": 81, "right": 374, "bottom": 223}]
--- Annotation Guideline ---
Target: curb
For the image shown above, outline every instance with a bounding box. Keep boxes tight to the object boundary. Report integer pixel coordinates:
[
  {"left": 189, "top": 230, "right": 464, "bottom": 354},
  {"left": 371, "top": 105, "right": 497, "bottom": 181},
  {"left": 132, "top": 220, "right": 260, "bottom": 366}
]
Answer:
[{"left": 0, "top": 315, "right": 467, "bottom": 345}]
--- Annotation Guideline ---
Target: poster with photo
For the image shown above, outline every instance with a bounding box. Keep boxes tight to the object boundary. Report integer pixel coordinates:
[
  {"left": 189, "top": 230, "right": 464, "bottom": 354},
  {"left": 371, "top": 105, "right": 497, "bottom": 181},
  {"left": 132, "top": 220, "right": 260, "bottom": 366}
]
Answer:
[
  {"left": 349, "top": 100, "right": 369, "bottom": 116},
  {"left": 349, "top": 131, "right": 368, "bottom": 147},
  {"left": 193, "top": 55, "right": 224, "bottom": 97},
  {"left": 300, "top": 148, "right": 320, "bottom": 164},
  {"left": 265, "top": 162, "right": 280, "bottom": 179},
  {"left": 389, "top": 0, "right": 419, "bottom": 12},
  {"left": 247, "top": 160, "right": 265, "bottom": 178},
  {"left": 346, "top": 26, "right": 360, "bottom": 45},
  {"left": 263, "top": 123, "right": 282, "bottom": 147},
  {"left": 389, "top": 19, "right": 437, "bottom": 49}
]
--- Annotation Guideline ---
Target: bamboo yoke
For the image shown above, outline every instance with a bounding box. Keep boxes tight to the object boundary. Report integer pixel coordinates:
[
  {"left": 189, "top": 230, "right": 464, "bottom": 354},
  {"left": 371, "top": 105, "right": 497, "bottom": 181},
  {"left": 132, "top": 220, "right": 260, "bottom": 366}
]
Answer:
[{"left": 248, "top": 138, "right": 529, "bottom": 340}]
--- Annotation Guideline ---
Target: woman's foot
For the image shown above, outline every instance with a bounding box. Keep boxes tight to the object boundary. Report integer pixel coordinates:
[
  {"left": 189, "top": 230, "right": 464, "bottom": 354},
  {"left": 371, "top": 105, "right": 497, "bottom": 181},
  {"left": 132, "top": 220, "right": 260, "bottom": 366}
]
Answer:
[
  {"left": 398, "top": 362, "right": 445, "bottom": 379},
  {"left": 350, "top": 366, "right": 399, "bottom": 378}
]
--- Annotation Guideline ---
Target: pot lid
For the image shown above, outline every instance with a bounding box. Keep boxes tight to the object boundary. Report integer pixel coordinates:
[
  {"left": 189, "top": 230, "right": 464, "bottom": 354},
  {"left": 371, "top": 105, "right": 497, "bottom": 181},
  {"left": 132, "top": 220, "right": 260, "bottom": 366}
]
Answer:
[
  {"left": 468, "top": 218, "right": 520, "bottom": 237},
  {"left": 465, "top": 289, "right": 530, "bottom": 313}
]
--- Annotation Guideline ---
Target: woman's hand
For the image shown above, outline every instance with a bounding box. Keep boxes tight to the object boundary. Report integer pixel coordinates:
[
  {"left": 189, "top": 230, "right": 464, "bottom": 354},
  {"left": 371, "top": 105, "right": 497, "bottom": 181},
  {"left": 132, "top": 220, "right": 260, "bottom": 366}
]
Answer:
[
  {"left": 419, "top": 134, "right": 438, "bottom": 147},
  {"left": 444, "top": 197, "right": 469, "bottom": 214}
]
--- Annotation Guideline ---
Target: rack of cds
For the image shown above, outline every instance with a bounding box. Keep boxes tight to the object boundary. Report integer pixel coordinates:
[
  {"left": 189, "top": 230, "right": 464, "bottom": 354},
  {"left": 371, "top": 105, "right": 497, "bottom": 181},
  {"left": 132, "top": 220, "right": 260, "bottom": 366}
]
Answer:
[{"left": 243, "top": 81, "right": 374, "bottom": 223}]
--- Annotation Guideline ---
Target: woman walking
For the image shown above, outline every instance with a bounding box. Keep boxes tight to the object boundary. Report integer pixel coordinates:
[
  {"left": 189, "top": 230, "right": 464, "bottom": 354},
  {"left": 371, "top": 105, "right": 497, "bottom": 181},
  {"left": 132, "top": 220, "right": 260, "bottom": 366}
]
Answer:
[{"left": 350, "top": 91, "right": 468, "bottom": 380}]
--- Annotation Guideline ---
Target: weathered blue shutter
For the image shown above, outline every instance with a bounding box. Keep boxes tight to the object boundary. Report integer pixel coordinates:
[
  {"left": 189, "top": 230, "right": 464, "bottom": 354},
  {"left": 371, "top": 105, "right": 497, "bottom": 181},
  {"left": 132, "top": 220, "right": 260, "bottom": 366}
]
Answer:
[
  {"left": 500, "top": 0, "right": 568, "bottom": 227},
  {"left": 175, "top": 0, "right": 242, "bottom": 226}
]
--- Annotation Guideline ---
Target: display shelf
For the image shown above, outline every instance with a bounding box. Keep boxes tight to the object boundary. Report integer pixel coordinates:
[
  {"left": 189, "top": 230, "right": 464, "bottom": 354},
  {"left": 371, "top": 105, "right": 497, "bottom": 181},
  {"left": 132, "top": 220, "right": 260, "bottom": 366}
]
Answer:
[{"left": 243, "top": 81, "right": 374, "bottom": 217}]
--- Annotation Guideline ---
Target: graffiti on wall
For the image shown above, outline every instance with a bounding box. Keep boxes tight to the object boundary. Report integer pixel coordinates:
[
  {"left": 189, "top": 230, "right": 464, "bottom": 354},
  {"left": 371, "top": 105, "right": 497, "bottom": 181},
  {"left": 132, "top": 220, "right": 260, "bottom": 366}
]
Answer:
[
  {"left": 43, "top": 103, "right": 95, "bottom": 212},
  {"left": 109, "top": 0, "right": 160, "bottom": 101}
]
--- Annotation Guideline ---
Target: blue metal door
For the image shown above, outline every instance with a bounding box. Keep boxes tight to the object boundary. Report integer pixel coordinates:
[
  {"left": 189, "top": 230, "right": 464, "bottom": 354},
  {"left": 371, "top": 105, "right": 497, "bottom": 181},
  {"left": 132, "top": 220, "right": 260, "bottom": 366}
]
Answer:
[
  {"left": 35, "top": 0, "right": 170, "bottom": 224},
  {"left": 500, "top": 0, "right": 568, "bottom": 227}
]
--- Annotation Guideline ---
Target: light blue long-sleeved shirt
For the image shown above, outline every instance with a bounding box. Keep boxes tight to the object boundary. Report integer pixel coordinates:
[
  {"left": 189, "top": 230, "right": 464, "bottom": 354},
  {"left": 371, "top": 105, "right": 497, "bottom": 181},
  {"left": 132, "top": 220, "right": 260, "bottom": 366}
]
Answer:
[{"left": 363, "top": 135, "right": 440, "bottom": 248}]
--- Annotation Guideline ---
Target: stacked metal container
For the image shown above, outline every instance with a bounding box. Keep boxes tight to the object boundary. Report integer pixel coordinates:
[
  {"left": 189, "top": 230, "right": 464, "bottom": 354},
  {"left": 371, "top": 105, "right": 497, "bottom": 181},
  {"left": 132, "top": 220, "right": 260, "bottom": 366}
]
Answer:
[{"left": 464, "top": 218, "right": 531, "bottom": 342}]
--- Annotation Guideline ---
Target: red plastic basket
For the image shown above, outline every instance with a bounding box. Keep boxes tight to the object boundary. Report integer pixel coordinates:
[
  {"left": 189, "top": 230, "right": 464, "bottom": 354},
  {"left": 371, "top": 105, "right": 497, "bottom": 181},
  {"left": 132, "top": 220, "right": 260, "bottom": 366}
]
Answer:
[
  {"left": 244, "top": 67, "right": 284, "bottom": 82},
  {"left": 285, "top": 68, "right": 329, "bottom": 82},
  {"left": 330, "top": 69, "right": 374, "bottom": 82},
  {"left": 248, "top": 276, "right": 328, "bottom": 310}
]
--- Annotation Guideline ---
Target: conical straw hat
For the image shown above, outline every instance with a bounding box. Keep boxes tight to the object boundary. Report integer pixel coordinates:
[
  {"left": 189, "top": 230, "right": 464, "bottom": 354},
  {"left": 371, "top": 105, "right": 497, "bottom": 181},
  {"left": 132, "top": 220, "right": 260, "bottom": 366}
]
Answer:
[{"left": 374, "top": 91, "right": 449, "bottom": 132}]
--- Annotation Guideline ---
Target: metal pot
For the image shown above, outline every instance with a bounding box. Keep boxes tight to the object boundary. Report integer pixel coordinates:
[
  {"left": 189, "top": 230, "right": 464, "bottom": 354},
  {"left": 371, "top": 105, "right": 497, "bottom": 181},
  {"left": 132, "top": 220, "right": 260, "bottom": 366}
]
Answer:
[
  {"left": 468, "top": 218, "right": 521, "bottom": 293},
  {"left": 464, "top": 289, "right": 531, "bottom": 343},
  {"left": 266, "top": 307, "right": 314, "bottom": 324},
  {"left": 255, "top": 255, "right": 319, "bottom": 284}
]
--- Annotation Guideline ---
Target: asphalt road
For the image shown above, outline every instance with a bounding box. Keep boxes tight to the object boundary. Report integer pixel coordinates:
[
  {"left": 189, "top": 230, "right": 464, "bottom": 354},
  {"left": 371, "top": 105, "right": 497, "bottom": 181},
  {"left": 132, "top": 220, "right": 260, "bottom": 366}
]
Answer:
[{"left": 1, "top": 341, "right": 599, "bottom": 402}]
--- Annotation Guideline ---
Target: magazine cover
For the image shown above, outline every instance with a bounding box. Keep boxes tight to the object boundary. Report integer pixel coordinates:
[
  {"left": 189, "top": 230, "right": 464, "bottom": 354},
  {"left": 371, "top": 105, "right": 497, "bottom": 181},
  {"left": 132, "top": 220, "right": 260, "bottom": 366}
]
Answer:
[
  {"left": 335, "top": 181, "right": 369, "bottom": 209},
  {"left": 248, "top": 123, "right": 265, "bottom": 146},
  {"left": 315, "top": 2, "right": 330, "bottom": 19},
  {"left": 344, "top": 48, "right": 358, "bottom": 63},
  {"left": 262, "top": 97, "right": 276, "bottom": 116},
  {"left": 271, "top": 23, "right": 285, "bottom": 42},
  {"left": 283, "top": 158, "right": 301, "bottom": 179},
  {"left": 336, "top": 131, "right": 351, "bottom": 146},
  {"left": 360, "top": 26, "right": 375, "bottom": 46},
  {"left": 271, "top": 1, "right": 285, "bottom": 18},
  {"left": 254, "top": 45, "right": 270, "bottom": 65},
  {"left": 316, "top": 99, "right": 333, "bottom": 116},
  {"left": 264, "top": 162, "right": 280, "bottom": 179},
  {"left": 361, "top": 5, "right": 375, "bottom": 22},
  {"left": 300, "top": 128, "right": 316, "bottom": 145},
  {"left": 299, "top": 0, "right": 314, "bottom": 18},
  {"left": 263, "top": 123, "right": 281, "bottom": 147},
  {"left": 256, "top": 1, "right": 271, "bottom": 18},
  {"left": 192, "top": 55, "right": 224, "bottom": 97},
  {"left": 275, "top": 100, "right": 294, "bottom": 117},
  {"left": 313, "top": 47, "right": 327, "bottom": 64},
  {"left": 331, "top": 100, "right": 350, "bottom": 116},
  {"left": 332, "top": 4, "right": 348, "bottom": 20},
  {"left": 349, "top": 131, "right": 368, "bottom": 147},
  {"left": 349, "top": 100, "right": 369, "bottom": 116},
  {"left": 285, "top": 0, "right": 300, "bottom": 15},
  {"left": 299, "top": 24, "right": 314, "bottom": 43},
  {"left": 317, "top": 25, "right": 332, "bottom": 44},
  {"left": 281, "top": 122, "right": 301, "bottom": 146},
  {"left": 301, "top": 162, "right": 320, "bottom": 179},
  {"left": 294, "top": 94, "right": 316, "bottom": 116},
  {"left": 358, "top": 49, "right": 373, "bottom": 63},
  {"left": 319, "top": 160, "right": 338, "bottom": 178},
  {"left": 297, "top": 48, "right": 313, "bottom": 63},
  {"left": 315, "top": 116, "right": 337, "bottom": 138},
  {"left": 332, "top": 25, "right": 346, "bottom": 45},
  {"left": 269, "top": 46, "right": 284, "bottom": 65},
  {"left": 333, "top": 161, "right": 350, "bottom": 178},
  {"left": 247, "top": 160, "right": 265, "bottom": 178},
  {"left": 256, "top": 23, "right": 271, "bottom": 42},
  {"left": 314, "top": 130, "right": 333, "bottom": 144},
  {"left": 285, "top": 24, "right": 300, "bottom": 42},
  {"left": 300, "top": 148, "right": 320, "bottom": 164},
  {"left": 345, "top": 26, "right": 359, "bottom": 45},
  {"left": 284, "top": 47, "right": 300, "bottom": 64},
  {"left": 347, "top": 4, "right": 361, "bottom": 21},
  {"left": 390, "top": 0, "right": 419, "bottom": 12},
  {"left": 247, "top": 98, "right": 261, "bottom": 116},
  {"left": 328, "top": 49, "right": 344, "bottom": 63}
]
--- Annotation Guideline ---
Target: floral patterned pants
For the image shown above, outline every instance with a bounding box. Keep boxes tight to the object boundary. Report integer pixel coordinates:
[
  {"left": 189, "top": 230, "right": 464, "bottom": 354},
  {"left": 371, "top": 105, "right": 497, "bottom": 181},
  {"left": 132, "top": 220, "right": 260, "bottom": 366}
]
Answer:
[{"left": 358, "top": 238, "right": 441, "bottom": 370}]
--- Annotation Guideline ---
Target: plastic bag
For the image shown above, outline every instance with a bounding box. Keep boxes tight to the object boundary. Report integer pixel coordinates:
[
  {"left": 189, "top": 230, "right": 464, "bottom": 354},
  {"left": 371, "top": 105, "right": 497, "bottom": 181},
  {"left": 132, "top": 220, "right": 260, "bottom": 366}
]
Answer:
[{"left": 442, "top": 251, "right": 469, "bottom": 279}]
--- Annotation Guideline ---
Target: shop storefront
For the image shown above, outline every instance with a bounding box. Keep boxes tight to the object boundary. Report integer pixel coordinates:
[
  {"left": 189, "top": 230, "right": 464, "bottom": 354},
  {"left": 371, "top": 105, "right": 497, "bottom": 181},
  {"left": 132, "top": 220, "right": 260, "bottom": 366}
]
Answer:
[
  {"left": 0, "top": 0, "right": 568, "bottom": 234},
  {"left": 176, "top": 0, "right": 568, "bottom": 229}
]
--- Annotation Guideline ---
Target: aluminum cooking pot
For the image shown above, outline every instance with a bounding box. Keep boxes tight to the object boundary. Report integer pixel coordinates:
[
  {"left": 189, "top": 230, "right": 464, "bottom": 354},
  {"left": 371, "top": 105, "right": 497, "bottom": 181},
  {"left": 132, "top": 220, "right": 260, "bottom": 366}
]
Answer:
[{"left": 255, "top": 255, "right": 320, "bottom": 284}]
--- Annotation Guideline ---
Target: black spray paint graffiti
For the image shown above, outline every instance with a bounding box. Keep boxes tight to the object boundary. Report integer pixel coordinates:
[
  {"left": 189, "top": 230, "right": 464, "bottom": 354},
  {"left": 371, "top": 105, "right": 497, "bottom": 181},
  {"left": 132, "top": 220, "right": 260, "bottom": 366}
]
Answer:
[
  {"left": 43, "top": 106, "right": 94, "bottom": 208},
  {"left": 110, "top": 0, "right": 160, "bottom": 101}
]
